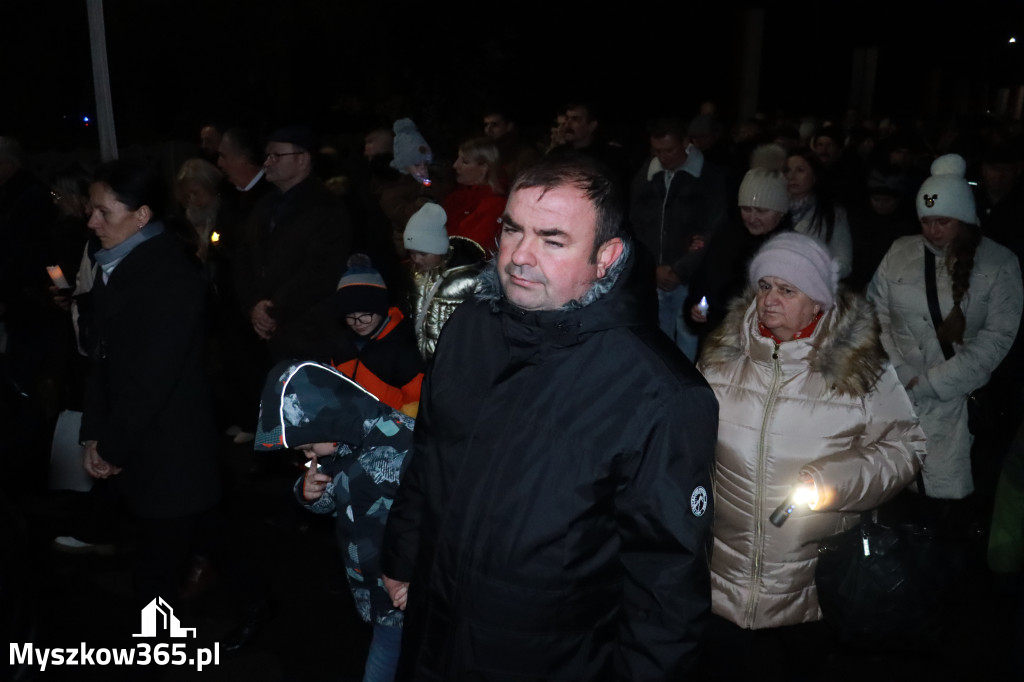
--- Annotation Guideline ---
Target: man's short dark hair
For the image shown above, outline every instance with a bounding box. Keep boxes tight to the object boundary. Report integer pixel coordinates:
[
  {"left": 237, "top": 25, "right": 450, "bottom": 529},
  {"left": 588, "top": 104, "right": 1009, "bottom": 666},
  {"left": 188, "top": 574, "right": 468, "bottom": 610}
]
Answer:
[
  {"left": 222, "top": 128, "right": 264, "bottom": 167},
  {"left": 511, "top": 154, "right": 626, "bottom": 260}
]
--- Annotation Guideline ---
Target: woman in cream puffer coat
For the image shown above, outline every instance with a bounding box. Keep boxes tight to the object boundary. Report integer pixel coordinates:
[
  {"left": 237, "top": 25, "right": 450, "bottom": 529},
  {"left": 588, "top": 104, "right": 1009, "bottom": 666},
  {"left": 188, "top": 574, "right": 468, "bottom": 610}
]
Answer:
[
  {"left": 867, "top": 154, "right": 1023, "bottom": 500},
  {"left": 698, "top": 233, "right": 926, "bottom": 632}
]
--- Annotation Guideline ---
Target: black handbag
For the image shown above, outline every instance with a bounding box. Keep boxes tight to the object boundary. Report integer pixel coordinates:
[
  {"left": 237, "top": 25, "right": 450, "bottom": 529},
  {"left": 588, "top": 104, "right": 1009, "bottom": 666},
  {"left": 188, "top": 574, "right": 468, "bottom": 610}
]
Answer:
[{"left": 814, "top": 512, "right": 965, "bottom": 651}]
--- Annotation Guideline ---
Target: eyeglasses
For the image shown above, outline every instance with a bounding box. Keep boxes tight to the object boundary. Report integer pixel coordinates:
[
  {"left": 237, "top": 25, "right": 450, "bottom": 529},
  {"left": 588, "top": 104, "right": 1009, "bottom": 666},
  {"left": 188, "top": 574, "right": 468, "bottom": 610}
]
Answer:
[
  {"left": 265, "top": 151, "right": 305, "bottom": 162},
  {"left": 345, "top": 313, "right": 375, "bottom": 325}
]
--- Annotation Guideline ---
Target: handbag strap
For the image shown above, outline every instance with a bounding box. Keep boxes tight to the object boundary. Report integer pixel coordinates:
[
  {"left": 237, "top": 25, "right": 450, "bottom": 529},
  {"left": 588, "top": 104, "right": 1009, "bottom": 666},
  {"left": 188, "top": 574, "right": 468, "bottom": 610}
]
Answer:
[{"left": 924, "top": 246, "right": 955, "bottom": 361}]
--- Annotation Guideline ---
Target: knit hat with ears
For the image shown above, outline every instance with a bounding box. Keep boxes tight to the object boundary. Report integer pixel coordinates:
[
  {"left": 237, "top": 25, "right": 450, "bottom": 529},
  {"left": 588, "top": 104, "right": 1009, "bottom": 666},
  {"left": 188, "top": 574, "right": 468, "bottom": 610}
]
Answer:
[
  {"left": 748, "top": 232, "right": 839, "bottom": 308},
  {"left": 916, "top": 153, "right": 978, "bottom": 225}
]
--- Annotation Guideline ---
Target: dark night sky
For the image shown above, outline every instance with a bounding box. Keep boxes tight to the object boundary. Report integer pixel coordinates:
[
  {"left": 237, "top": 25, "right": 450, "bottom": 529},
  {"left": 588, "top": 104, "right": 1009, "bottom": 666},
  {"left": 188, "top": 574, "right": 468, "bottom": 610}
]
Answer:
[{"left": 2, "top": 1, "right": 1023, "bottom": 153}]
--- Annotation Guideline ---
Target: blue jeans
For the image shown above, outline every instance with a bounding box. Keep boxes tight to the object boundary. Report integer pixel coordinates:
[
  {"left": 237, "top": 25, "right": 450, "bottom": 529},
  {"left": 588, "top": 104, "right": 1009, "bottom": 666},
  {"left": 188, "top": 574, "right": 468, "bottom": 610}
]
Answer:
[
  {"left": 657, "top": 285, "right": 698, "bottom": 361},
  {"left": 363, "top": 623, "right": 402, "bottom": 682}
]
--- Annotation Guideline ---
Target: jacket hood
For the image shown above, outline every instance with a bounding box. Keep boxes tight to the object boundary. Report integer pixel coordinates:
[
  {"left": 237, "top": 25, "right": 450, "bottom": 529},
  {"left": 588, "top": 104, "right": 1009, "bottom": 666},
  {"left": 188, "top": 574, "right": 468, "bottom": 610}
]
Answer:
[
  {"left": 700, "top": 286, "right": 888, "bottom": 397},
  {"left": 256, "top": 360, "right": 400, "bottom": 450},
  {"left": 447, "top": 235, "right": 487, "bottom": 269}
]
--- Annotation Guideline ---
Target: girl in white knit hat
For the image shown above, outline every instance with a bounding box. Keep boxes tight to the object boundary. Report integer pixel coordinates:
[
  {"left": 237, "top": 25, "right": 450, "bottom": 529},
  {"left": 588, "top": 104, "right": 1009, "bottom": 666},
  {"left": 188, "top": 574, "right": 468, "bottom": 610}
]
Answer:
[{"left": 868, "top": 153, "right": 1024, "bottom": 502}]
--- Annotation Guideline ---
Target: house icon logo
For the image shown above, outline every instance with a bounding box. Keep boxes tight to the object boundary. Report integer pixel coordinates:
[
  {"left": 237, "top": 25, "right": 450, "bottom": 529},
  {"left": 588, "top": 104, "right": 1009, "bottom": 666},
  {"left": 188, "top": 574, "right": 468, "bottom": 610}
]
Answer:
[{"left": 132, "top": 597, "right": 197, "bottom": 638}]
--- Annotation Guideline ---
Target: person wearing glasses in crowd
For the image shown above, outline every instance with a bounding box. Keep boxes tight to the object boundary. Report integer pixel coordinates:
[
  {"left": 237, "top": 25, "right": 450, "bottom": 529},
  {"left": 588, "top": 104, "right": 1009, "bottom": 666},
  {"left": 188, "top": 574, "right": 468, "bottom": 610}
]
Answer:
[
  {"left": 234, "top": 125, "right": 352, "bottom": 364},
  {"left": 332, "top": 254, "right": 423, "bottom": 418}
]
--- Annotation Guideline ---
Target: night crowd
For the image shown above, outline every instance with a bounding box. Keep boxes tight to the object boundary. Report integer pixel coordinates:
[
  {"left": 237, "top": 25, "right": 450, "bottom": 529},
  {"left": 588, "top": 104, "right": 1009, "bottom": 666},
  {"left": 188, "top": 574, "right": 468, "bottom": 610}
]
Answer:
[{"left": 2, "top": 100, "right": 1024, "bottom": 681}]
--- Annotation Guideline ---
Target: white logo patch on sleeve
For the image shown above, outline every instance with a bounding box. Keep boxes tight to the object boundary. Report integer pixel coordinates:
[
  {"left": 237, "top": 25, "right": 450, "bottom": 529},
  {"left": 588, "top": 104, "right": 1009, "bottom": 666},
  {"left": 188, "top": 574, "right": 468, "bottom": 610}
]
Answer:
[{"left": 690, "top": 486, "right": 708, "bottom": 517}]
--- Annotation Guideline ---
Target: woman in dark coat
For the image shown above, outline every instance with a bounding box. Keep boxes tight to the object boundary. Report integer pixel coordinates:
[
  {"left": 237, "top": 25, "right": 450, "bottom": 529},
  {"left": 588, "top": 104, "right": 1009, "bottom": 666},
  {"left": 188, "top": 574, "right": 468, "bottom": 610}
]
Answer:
[{"left": 80, "top": 160, "right": 220, "bottom": 608}]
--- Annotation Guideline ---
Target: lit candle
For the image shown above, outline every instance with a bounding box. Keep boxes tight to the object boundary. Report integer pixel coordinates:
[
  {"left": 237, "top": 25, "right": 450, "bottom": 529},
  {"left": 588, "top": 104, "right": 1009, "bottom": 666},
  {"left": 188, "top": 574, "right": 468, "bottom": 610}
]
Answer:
[{"left": 46, "top": 265, "right": 70, "bottom": 289}]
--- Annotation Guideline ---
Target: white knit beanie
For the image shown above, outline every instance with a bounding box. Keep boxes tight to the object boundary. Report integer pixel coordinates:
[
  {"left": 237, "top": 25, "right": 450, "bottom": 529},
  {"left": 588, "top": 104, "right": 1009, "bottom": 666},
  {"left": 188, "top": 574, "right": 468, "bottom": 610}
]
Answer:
[
  {"left": 738, "top": 168, "right": 789, "bottom": 213},
  {"left": 916, "top": 154, "right": 978, "bottom": 225},
  {"left": 404, "top": 203, "right": 449, "bottom": 255},
  {"left": 749, "top": 232, "right": 839, "bottom": 308}
]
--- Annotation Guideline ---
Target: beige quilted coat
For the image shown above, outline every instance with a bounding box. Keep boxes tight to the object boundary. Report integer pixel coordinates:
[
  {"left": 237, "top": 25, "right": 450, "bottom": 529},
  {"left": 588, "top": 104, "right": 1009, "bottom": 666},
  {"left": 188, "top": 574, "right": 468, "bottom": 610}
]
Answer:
[{"left": 698, "top": 289, "right": 925, "bottom": 629}]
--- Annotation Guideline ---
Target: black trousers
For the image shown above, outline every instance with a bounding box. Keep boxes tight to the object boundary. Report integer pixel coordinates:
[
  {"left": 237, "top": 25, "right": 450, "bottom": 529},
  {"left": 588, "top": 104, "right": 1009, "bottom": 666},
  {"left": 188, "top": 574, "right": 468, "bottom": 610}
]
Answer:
[{"left": 698, "top": 614, "right": 832, "bottom": 681}]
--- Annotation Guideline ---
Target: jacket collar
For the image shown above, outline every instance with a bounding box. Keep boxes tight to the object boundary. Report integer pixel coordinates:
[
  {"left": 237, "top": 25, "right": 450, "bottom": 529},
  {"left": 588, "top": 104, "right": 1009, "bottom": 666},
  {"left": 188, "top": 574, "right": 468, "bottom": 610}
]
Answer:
[
  {"left": 645, "top": 144, "right": 703, "bottom": 181},
  {"left": 700, "top": 286, "right": 888, "bottom": 397},
  {"left": 473, "top": 240, "right": 647, "bottom": 351},
  {"left": 370, "top": 307, "right": 404, "bottom": 341},
  {"left": 95, "top": 220, "right": 166, "bottom": 278}
]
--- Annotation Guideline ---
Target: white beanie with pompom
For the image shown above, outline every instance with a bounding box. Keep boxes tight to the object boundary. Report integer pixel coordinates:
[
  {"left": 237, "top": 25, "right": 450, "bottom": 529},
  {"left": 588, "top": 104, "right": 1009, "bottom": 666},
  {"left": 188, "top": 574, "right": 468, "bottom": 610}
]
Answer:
[{"left": 916, "top": 153, "right": 977, "bottom": 225}]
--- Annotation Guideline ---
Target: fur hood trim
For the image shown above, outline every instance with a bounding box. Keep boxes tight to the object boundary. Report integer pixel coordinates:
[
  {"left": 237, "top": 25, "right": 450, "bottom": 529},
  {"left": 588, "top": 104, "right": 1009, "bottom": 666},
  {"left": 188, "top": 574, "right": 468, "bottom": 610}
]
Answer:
[
  {"left": 475, "top": 240, "right": 632, "bottom": 312},
  {"left": 700, "top": 286, "right": 888, "bottom": 397}
]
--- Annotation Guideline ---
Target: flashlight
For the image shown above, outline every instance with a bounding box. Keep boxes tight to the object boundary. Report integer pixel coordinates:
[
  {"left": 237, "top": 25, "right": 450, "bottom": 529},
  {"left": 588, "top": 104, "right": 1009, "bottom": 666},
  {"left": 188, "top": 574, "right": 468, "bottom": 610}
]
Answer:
[
  {"left": 769, "top": 480, "right": 818, "bottom": 527},
  {"left": 697, "top": 296, "right": 709, "bottom": 317}
]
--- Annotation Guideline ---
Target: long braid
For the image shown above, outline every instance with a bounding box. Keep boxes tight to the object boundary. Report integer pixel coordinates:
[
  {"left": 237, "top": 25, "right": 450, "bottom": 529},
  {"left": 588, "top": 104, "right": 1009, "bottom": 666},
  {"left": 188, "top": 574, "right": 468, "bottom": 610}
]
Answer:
[{"left": 937, "top": 222, "right": 981, "bottom": 345}]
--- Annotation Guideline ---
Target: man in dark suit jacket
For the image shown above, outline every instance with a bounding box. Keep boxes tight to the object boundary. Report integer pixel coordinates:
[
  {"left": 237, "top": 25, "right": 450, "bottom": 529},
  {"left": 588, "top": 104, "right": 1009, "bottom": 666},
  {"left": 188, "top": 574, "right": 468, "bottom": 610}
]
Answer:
[{"left": 235, "top": 125, "right": 352, "bottom": 362}]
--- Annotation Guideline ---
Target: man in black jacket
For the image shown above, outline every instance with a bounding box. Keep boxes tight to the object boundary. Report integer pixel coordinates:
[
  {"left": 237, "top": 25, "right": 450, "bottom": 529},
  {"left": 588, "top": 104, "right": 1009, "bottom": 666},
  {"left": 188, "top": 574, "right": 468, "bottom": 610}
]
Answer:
[
  {"left": 234, "top": 125, "right": 351, "bottom": 363},
  {"left": 383, "top": 156, "right": 718, "bottom": 680},
  {"left": 629, "top": 116, "right": 730, "bottom": 360}
]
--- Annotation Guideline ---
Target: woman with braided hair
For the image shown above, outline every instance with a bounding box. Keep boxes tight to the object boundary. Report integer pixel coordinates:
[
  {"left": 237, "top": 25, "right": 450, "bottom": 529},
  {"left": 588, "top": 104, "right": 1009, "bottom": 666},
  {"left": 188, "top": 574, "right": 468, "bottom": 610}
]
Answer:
[{"left": 868, "top": 154, "right": 1023, "bottom": 501}]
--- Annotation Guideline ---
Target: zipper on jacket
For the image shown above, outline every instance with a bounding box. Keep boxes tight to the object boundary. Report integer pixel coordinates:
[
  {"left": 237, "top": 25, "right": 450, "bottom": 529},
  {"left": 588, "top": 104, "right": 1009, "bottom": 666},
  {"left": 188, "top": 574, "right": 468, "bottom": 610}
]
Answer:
[{"left": 744, "top": 341, "right": 782, "bottom": 627}]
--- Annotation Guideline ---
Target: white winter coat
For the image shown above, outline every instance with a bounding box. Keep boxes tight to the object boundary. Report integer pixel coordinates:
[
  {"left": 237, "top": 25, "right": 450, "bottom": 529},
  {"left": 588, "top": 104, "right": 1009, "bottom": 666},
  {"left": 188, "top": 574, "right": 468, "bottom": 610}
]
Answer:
[
  {"left": 868, "top": 235, "right": 1023, "bottom": 499},
  {"left": 792, "top": 202, "right": 853, "bottom": 279}
]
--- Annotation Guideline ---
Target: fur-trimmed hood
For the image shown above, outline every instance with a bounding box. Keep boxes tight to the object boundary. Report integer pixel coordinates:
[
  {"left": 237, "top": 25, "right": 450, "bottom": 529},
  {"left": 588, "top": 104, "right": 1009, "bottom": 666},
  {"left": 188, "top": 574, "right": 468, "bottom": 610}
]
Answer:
[{"left": 699, "top": 286, "right": 888, "bottom": 397}]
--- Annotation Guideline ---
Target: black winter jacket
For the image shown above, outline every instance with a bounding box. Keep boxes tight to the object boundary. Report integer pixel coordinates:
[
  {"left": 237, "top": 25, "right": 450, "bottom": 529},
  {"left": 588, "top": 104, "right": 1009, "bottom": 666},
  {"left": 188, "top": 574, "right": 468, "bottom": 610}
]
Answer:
[
  {"left": 383, "top": 247, "right": 718, "bottom": 681},
  {"left": 629, "top": 156, "right": 730, "bottom": 282}
]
